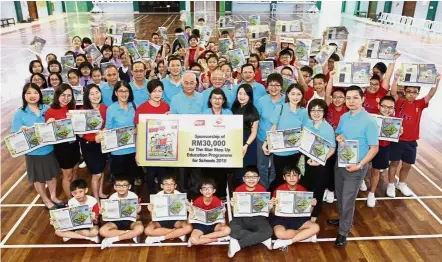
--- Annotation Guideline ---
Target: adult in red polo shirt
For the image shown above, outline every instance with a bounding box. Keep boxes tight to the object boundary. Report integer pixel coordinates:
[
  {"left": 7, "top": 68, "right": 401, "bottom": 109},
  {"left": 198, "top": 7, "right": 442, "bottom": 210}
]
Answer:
[{"left": 387, "top": 71, "right": 440, "bottom": 198}]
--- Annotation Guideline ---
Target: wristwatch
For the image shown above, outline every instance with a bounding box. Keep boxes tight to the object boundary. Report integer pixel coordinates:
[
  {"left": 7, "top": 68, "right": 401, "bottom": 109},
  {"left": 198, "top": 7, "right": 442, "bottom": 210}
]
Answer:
[{"left": 356, "top": 163, "right": 364, "bottom": 170}]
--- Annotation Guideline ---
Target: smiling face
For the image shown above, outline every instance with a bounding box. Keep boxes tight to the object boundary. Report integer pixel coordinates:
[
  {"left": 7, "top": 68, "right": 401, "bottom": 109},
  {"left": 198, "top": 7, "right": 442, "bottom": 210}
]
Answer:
[
  {"left": 367, "top": 79, "right": 380, "bottom": 94},
  {"left": 211, "top": 70, "right": 225, "bottom": 89},
  {"left": 31, "top": 75, "right": 44, "bottom": 87},
  {"left": 208, "top": 57, "right": 218, "bottom": 71},
  {"left": 221, "top": 64, "right": 232, "bottom": 78},
  {"left": 103, "top": 49, "right": 112, "bottom": 58},
  {"left": 345, "top": 90, "right": 364, "bottom": 111},
  {"left": 288, "top": 87, "right": 303, "bottom": 105},
  {"left": 115, "top": 85, "right": 130, "bottom": 103},
  {"left": 267, "top": 80, "right": 282, "bottom": 96},
  {"left": 25, "top": 87, "right": 40, "bottom": 104},
  {"left": 32, "top": 62, "right": 42, "bottom": 74},
  {"left": 210, "top": 93, "right": 224, "bottom": 110},
  {"left": 200, "top": 184, "right": 216, "bottom": 198},
  {"left": 310, "top": 105, "right": 325, "bottom": 121},
  {"left": 89, "top": 87, "right": 102, "bottom": 105},
  {"left": 237, "top": 87, "right": 250, "bottom": 106},
  {"left": 283, "top": 171, "right": 299, "bottom": 186},
  {"left": 92, "top": 70, "right": 102, "bottom": 84},
  {"left": 114, "top": 180, "right": 131, "bottom": 195},
  {"left": 75, "top": 56, "right": 86, "bottom": 66},
  {"left": 112, "top": 46, "right": 120, "bottom": 58},
  {"left": 49, "top": 75, "right": 60, "bottom": 87},
  {"left": 281, "top": 68, "right": 292, "bottom": 78},
  {"left": 68, "top": 73, "right": 79, "bottom": 86},
  {"left": 105, "top": 67, "right": 119, "bottom": 85},
  {"left": 71, "top": 187, "right": 87, "bottom": 202},
  {"left": 149, "top": 86, "right": 163, "bottom": 102},
  {"left": 189, "top": 38, "right": 198, "bottom": 48},
  {"left": 80, "top": 67, "right": 91, "bottom": 77},
  {"left": 404, "top": 86, "right": 420, "bottom": 103},
  {"left": 169, "top": 60, "right": 182, "bottom": 77},
  {"left": 302, "top": 71, "right": 312, "bottom": 84},
  {"left": 49, "top": 64, "right": 60, "bottom": 73},
  {"left": 332, "top": 90, "right": 345, "bottom": 107},
  {"left": 279, "top": 54, "right": 291, "bottom": 66},
  {"left": 152, "top": 34, "right": 160, "bottom": 44},
  {"left": 379, "top": 99, "right": 395, "bottom": 117},
  {"left": 182, "top": 73, "right": 197, "bottom": 95},
  {"left": 241, "top": 65, "right": 255, "bottom": 82},
  {"left": 313, "top": 78, "right": 326, "bottom": 93},
  {"left": 133, "top": 63, "right": 146, "bottom": 82},
  {"left": 72, "top": 37, "right": 81, "bottom": 48},
  {"left": 59, "top": 89, "right": 73, "bottom": 107},
  {"left": 242, "top": 171, "right": 260, "bottom": 188}
]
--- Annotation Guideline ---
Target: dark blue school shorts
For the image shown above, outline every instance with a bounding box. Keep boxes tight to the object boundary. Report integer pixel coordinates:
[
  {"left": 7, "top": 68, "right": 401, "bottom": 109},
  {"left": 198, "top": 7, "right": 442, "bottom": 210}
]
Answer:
[
  {"left": 158, "top": 220, "right": 178, "bottom": 229},
  {"left": 389, "top": 140, "right": 417, "bottom": 164},
  {"left": 270, "top": 216, "right": 310, "bottom": 230},
  {"left": 111, "top": 220, "right": 133, "bottom": 231},
  {"left": 192, "top": 223, "right": 216, "bottom": 235},
  {"left": 372, "top": 145, "right": 390, "bottom": 169}
]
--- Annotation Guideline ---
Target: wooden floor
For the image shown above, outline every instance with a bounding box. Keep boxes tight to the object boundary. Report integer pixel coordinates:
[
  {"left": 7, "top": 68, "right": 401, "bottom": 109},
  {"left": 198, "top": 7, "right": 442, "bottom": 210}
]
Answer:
[{"left": 2, "top": 12, "right": 442, "bottom": 262}]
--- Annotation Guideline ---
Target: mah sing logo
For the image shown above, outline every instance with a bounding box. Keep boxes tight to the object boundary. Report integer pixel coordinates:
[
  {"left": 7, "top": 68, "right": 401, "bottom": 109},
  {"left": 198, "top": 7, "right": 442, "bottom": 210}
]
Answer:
[
  {"left": 194, "top": 120, "right": 205, "bottom": 126},
  {"left": 213, "top": 117, "right": 226, "bottom": 128}
]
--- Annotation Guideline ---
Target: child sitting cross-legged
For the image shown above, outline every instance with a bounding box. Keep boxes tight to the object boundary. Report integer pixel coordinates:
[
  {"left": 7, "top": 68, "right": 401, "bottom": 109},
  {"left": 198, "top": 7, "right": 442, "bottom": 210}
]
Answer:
[
  {"left": 50, "top": 179, "right": 100, "bottom": 243},
  {"left": 271, "top": 165, "right": 320, "bottom": 250},
  {"left": 144, "top": 175, "right": 193, "bottom": 244},
  {"left": 99, "top": 174, "right": 144, "bottom": 249},
  {"left": 188, "top": 178, "right": 231, "bottom": 246}
]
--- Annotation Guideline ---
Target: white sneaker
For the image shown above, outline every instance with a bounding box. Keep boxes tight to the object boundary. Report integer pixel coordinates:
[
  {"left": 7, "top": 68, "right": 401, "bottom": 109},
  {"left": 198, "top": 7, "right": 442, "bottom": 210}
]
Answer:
[
  {"left": 187, "top": 239, "right": 192, "bottom": 247},
  {"left": 132, "top": 236, "right": 139, "bottom": 243},
  {"left": 261, "top": 238, "right": 272, "bottom": 250},
  {"left": 179, "top": 235, "right": 187, "bottom": 242},
  {"left": 386, "top": 183, "right": 396, "bottom": 198},
  {"left": 228, "top": 238, "right": 241, "bottom": 258},
  {"left": 323, "top": 189, "right": 329, "bottom": 201},
  {"left": 145, "top": 236, "right": 163, "bottom": 245},
  {"left": 88, "top": 236, "right": 100, "bottom": 243},
  {"left": 367, "top": 192, "right": 376, "bottom": 207},
  {"left": 62, "top": 237, "right": 71, "bottom": 242},
  {"left": 100, "top": 237, "right": 116, "bottom": 249},
  {"left": 311, "top": 234, "right": 317, "bottom": 243},
  {"left": 325, "top": 191, "right": 335, "bottom": 204},
  {"left": 359, "top": 180, "right": 367, "bottom": 191},
  {"left": 273, "top": 239, "right": 292, "bottom": 250},
  {"left": 218, "top": 236, "right": 230, "bottom": 242},
  {"left": 79, "top": 161, "right": 87, "bottom": 168},
  {"left": 396, "top": 182, "right": 413, "bottom": 197}
]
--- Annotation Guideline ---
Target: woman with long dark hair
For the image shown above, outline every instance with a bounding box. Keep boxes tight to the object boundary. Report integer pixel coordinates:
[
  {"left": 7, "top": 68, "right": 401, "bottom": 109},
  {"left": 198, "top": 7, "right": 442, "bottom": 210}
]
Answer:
[
  {"left": 45, "top": 84, "right": 81, "bottom": 199},
  {"left": 11, "top": 83, "right": 62, "bottom": 209}
]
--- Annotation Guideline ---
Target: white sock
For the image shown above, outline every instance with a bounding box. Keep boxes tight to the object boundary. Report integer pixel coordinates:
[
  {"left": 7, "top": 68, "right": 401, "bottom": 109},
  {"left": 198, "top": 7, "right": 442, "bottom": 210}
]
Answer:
[
  {"left": 398, "top": 182, "right": 405, "bottom": 186},
  {"left": 368, "top": 192, "right": 375, "bottom": 196},
  {"left": 108, "top": 236, "right": 119, "bottom": 242},
  {"left": 389, "top": 183, "right": 395, "bottom": 186},
  {"left": 159, "top": 235, "right": 166, "bottom": 241}
]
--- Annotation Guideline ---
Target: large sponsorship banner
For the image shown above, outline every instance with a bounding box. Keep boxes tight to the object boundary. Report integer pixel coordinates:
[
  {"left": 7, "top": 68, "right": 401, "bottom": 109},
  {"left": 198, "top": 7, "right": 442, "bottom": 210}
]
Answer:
[{"left": 137, "top": 114, "right": 243, "bottom": 167}]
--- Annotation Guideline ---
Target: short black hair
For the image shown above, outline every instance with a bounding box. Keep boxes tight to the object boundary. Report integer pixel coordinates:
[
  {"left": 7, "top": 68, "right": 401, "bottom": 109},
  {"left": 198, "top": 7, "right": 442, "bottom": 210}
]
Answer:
[
  {"left": 300, "top": 66, "right": 313, "bottom": 76},
  {"left": 190, "top": 62, "right": 203, "bottom": 71},
  {"left": 241, "top": 63, "right": 255, "bottom": 73},
  {"left": 279, "top": 49, "right": 293, "bottom": 58},
  {"left": 198, "top": 18, "right": 205, "bottom": 22},
  {"left": 114, "top": 173, "right": 130, "bottom": 184},
  {"left": 200, "top": 178, "right": 217, "bottom": 190},
  {"left": 370, "top": 74, "right": 381, "bottom": 82},
  {"left": 379, "top": 95, "right": 396, "bottom": 105},
  {"left": 175, "top": 27, "right": 184, "bottom": 33},
  {"left": 221, "top": 30, "right": 229, "bottom": 35},
  {"left": 373, "top": 62, "right": 387, "bottom": 75},
  {"left": 332, "top": 87, "right": 346, "bottom": 96},
  {"left": 191, "top": 29, "right": 200, "bottom": 38},
  {"left": 244, "top": 165, "right": 259, "bottom": 176},
  {"left": 161, "top": 174, "right": 176, "bottom": 184},
  {"left": 313, "top": 73, "right": 327, "bottom": 83},
  {"left": 185, "top": 26, "right": 191, "bottom": 30},
  {"left": 345, "top": 85, "right": 364, "bottom": 98},
  {"left": 281, "top": 66, "right": 293, "bottom": 74},
  {"left": 404, "top": 85, "right": 421, "bottom": 92},
  {"left": 308, "top": 98, "right": 328, "bottom": 118},
  {"left": 147, "top": 79, "right": 164, "bottom": 93},
  {"left": 152, "top": 32, "right": 159, "bottom": 37},
  {"left": 70, "top": 179, "right": 88, "bottom": 191},
  {"left": 329, "top": 53, "right": 340, "bottom": 62},
  {"left": 267, "top": 73, "right": 283, "bottom": 87},
  {"left": 283, "top": 165, "right": 301, "bottom": 176}
]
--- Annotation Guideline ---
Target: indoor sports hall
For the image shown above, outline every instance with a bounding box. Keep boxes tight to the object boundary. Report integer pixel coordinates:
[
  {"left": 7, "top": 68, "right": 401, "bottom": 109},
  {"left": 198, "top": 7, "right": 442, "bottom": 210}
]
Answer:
[{"left": 1, "top": 1, "right": 442, "bottom": 261}]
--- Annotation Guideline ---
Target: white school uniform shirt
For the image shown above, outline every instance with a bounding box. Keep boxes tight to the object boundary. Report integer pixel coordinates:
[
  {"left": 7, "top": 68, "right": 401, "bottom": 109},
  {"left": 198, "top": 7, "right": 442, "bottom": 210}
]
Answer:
[
  {"left": 306, "top": 91, "right": 325, "bottom": 107},
  {"left": 157, "top": 190, "right": 181, "bottom": 195},
  {"left": 109, "top": 191, "right": 138, "bottom": 200},
  {"left": 68, "top": 195, "right": 98, "bottom": 207}
]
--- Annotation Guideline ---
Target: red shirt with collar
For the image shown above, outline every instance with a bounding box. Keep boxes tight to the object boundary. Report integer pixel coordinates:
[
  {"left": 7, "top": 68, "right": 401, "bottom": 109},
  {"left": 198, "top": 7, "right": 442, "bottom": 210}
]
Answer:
[
  {"left": 134, "top": 101, "right": 170, "bottom": 125},
  {"left": 45, "top": 106, "right": 70, "bottom": 121},
  {"left": 395, "top": 97, "right": 428, "bottom": 141},
  {"left": 193, "top": 195, "right": 222, "bottom": 210},
  {"left": 304, "top": 85, "right": 315, "bottom": 104},
  {"left": 272, "top": 183, "right": 307, "bottom": 198},
  {"left": 363, "top": 87, "right": 388, "bottom": 114},
  {"left": 235, "top": 183, "right": 267, "bottom": 193},
  {"left": 80, "top": 104, "right": 107, "bottom": 142},
  {"left": 326, "top": 103, "right": 349, "bottom": 130}
]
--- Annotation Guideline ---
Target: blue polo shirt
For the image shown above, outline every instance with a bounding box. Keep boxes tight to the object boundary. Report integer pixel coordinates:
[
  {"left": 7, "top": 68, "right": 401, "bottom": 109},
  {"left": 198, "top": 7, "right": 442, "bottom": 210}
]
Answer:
[
  {"left": 336, "top": 108, "right": 379, "bottom": 162},
  {"left": 162, "top": 78, "right": 182, "bottom": 105},
  {"left": 105, "top": 102, "right": 136, "bottom": 155},
  {"left": 170, "top": 92, "right": 203, "bottom": 114},
  {"left": 256, "top": 94, "right": 285, "bottom": 142},
  {"left": 270, "top": 104, "right": 309, "bottom": 156},
  {"left": 130, "top": 79, "right": 149, "bottom": 107},
  {"left": 202, "top": 108, "right": 233, "bottom": 115},
  {"left": 101, "top": 82, "right": 115, "bottom": 107},
  {"left": 304, "top": 119, "right": 336, "bottom": 148},
  {"left": 232, "top": 81, "right": 267, "bottom": 106},
  {"left": 11, "top": 105, "right": 54, "bottom": 155},
  {"left": 201, "top": 87, "right": 234, "bottom": 110}
]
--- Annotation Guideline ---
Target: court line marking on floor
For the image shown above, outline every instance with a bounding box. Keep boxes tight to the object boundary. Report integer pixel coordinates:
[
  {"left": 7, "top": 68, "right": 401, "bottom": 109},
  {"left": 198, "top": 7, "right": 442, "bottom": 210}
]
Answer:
[
  {"left": 2, "top": 234, "right": 442, "bottom": 249},
  {"left": 0, "top": 193, "right": 41, "bottom": 246},
  {"left": 0, "top": 172, "right": 27, "bottom": 204},
  {"left": 412, "top": 164, "right": 442, "bottom": 194}
]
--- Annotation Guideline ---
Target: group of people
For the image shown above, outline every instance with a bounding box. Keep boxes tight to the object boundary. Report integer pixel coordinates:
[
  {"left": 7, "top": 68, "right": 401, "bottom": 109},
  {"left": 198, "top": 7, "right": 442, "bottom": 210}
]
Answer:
[{"left": 12, "top": 18, "right": 440, "bottom": 255}]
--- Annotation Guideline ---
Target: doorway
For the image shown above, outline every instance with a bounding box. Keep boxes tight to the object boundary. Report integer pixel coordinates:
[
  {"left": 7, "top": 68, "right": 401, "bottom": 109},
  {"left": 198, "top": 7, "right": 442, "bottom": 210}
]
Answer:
[
  {"left": 367, "top": 1, "right": 378, "bottom": 20},
  {"left": 138, "top": 1, "right": 179, "bottom": 13},
  {"left": 27, "top": 1, "right": 38, "bottom": 20},
  {"left": 402, "top": 1, "right": 416, "bottom": 17}
]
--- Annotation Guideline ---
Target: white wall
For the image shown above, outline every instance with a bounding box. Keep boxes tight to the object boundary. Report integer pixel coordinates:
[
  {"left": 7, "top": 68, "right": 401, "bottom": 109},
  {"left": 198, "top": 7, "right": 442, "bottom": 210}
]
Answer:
[
  {"left": 20, "top": 1, "right": 30, "bottom": 20},
  {"left": 36, "top": 1, "right": 49, "bottom": 18},
  {"left": 391, "top": 1, "right": 404, "bottom": 15},
  {"left": 232, "top": 2, "right": 270, "bottom": 12},
  {"left": 435, "top": 3, "right": 442, "bottom": 23},
  {"left": 345, "top": 1, "right": 356, "bottom": 15},
  {"left": 52, "top": 1, "right": 64, "bottom": 14},
  {"left": 414, "top": 1, "right": 429, "bottom": 20},
  {"left": 1, "top": 1, "right": 17, "bottom": 21},
  {"left": 376, "top": 1, "right": 386, "bottom": 14},
  {"left": 359, "top": 1, "right": 369, "bottom": 13}
]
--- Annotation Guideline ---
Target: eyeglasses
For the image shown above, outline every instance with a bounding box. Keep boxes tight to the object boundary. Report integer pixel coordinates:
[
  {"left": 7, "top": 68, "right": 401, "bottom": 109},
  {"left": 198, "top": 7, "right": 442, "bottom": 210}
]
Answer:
[
  {"left": 405, "top": 90, "right": 419, "bottom": 95},
  {"left": 369, "top": 83, "right": 379, "bottom": 87},
  {"left": 162, "top": 183, "right": 175, "bottom": 187},
  {"left": 268, "top": 84, "right": 281, "bottom": 88},
  {"left": 211, "top": 97, "right": 224, "bottom": 101},
  {"left": 115, "top": 184, "right": 130, "bottom": 188},
  {"left": 244, "top": 176, "right": 259, "bottom": 179},
  {"left": 201, "top": 186, "right": 214, "bottom": 192},
  {"left": 332, "top": 96, "right": 345, "bottom": 100},
  {"left": 311, "top": 109, "right": 324, "bottom": 113},
  {"left": 380, "top": 105, "right": 395, "bottom": 110}
]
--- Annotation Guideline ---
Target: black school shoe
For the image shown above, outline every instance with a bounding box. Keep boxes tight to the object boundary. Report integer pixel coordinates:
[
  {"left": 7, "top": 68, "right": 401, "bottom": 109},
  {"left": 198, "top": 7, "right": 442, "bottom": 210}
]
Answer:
[
  {"left": 327, "top": 219, "right": 340, "bottom": 226},
  {"left": 334, "top": 234, "right": 347, "bottom": 248}
]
